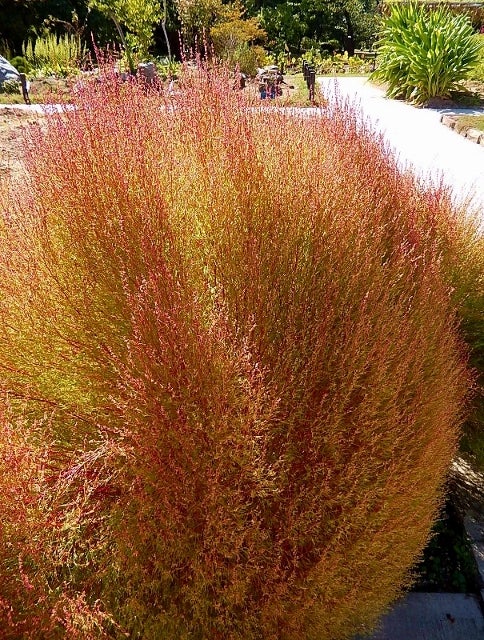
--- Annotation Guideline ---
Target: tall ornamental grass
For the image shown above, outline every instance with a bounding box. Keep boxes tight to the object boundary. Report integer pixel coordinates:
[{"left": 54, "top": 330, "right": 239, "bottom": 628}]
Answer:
[
  {"left": 23, "top": 32, "right": 86, "bottom": 76},
  {"left": 0, "top": 66, "right": 469, "bottom": 639},
  {"left": 372, "top": 2, "right": 483, "bottom": 105}
]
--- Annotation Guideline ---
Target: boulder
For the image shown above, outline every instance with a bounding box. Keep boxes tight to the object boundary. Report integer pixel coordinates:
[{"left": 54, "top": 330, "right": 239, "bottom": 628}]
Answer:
[{"left": 0, "top": 56, "right": 20, "bottom": 85}]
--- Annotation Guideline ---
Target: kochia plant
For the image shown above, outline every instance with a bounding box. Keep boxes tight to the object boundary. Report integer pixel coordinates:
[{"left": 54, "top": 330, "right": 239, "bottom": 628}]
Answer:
[
  {"left": 372, "top": 2, "right": 483, "bottom": 105},
  {"left": 0, "top": 66, "right": 469, "bottom": 639}
]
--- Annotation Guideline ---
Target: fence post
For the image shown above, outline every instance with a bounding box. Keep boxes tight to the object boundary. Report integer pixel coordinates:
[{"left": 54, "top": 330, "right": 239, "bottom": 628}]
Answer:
[
  {"left": 303, "top": 60, "right": 309, "bottom": 87},
  {"left": 19, "top": 73, "right": 30, "bottom": 105},
  {"left": 308, "top": 67, "right": 315, "bottom": 102}
]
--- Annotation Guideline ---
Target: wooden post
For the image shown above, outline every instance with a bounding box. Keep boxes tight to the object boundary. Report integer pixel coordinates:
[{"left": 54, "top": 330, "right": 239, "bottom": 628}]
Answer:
[
  {"left": 309, "top": 68, "right": 315, "bottom": 102},
  {"left": 303, "top": 60, "right": 309, "bottom": 87},
  {"left": 19, "top": 73, "right": 30, "bottom": 105}
]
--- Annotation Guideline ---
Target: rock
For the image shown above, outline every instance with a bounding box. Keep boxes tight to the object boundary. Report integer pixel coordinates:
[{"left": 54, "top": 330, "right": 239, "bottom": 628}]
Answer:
[
  {"left": 450, "top": 457, "right": 484, "bottom": 518},
  {"left": 466, "top": 128, "right": 483, "bottom": 144},
  {"left": 441, "top": 114, "right": 456, "bottom": 129},
  {"left": 0, "top": 55, "right": 19, "bottom": 85}
]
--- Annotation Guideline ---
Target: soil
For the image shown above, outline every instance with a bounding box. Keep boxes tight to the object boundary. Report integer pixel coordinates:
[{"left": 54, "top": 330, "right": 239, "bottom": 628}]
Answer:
[{"left": 0, "top": 107, "right": 45, "bottom": 182}]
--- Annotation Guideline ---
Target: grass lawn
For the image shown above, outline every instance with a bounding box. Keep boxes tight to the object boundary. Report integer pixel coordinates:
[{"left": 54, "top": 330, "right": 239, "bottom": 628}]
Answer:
[
  {"left": 455, "top": 114, "right": 484, "bottom": 133},
  {"left": 0, "top": 93, "right": 27, "bottom": 104},
  {"left": 280, "top": 72, "right": 370, "bottom": 106}
]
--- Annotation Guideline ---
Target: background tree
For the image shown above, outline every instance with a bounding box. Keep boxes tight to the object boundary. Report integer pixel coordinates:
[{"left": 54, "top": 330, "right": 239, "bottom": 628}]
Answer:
[
  {"left": 258, "top": 0, "right": 379, "bottom": 56},
  {"left": 175, "top": 0, "right": 223, "bottom": 48},
  {"left": 0, "top": 0, "right": 124, "bottom": 60},
  {"left": 0, "top": 0, "right": 97, "bottom": 56},
  {"left": 88, "top": 0, "right": 162, "bottom": 68},
  {"left": 1, "top": 0, "right": 381, "bottom": 60},
  {"left": 210, "top": 1, "right": 266, "bottom": 73}
]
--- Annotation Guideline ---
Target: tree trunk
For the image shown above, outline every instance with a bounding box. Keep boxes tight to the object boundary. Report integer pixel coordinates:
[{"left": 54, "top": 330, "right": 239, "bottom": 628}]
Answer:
[
  {"left": 111, "top": 13, "right": 135, "bottom": 74},
  {"left": 161, "top": 0, "right": 171, "bottom": 60},
  {"left": 343, "top": 10, "right": 355, "bottom": 57}
]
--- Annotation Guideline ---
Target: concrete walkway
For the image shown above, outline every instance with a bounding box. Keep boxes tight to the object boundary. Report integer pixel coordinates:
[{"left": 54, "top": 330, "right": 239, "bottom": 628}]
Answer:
[
  {"left": 357, "top": 593, "right": 484, "bottom": 640},
  {"left": 318, "top": 77, "right": 484, "bottom": 229}
]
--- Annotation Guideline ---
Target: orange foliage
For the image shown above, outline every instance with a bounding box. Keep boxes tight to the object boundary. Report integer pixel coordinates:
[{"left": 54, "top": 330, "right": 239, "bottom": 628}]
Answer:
[{"left": 0, "top": 65, "right": 469, "bottom": 639}]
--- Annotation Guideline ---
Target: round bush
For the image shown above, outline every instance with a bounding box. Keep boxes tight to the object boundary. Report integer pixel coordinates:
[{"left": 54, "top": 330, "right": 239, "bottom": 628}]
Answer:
[
  {"left": 9, "top": 55, "right": 31, "bottom": 74},
  {"left": 0, "top": 67, "right": 469, "bottom": 639}
]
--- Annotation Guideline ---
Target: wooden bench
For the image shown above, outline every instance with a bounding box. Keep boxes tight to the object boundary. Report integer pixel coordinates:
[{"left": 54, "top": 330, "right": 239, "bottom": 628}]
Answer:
[{"left": 354, "top": 50, "right": 377, "bottom": 71}]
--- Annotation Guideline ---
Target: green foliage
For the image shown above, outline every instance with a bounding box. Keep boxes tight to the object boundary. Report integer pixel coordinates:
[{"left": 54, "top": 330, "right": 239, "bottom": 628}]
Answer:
[
  {"left": 89, "top": 0, "right": 162, "bottom": 62},
  {"left": 22, "top": 33, "right": 87, "bottom": 76},
  {"left": 260, "top": 2, "right": 307, "bottom": 55},
  {"left": 455, "top": 114, "right": 484, "bottom": 133},
  {"left": 175, "top": 0, "right": 267, "bottom": 66},
  {"left": 0, "top": 65, "right": 469, "bottom": 639},
  {"left": 302, "top": 50, "right": 373, "bottom": 74},
  {"left": 9, "top": 55, "right": 31, "bottom": 74},
  {"left": 0, "top": 79, "right": 20, "bottom": 95},
  {"left": 2, "top": 0, "right": 381, "bottom": 62},
  {"left": 175, "top": 0, "right": 224, "bottom": 45},
  {"left": 372, "top": 2, "right": 483, "bottom": 105},
  {"left": 467, "top": 34, "right": 484, "bottom": 81},
  {"left": 0, "top": 38, "right": 12, "bottom": 59},
  {"left": 260, "top": 0, "right": 380, "bottom": 56},
  {"left": 206, "top": 1, "right": 266, "bottom": 76},
  {"left": 210, "top": 1, "right": 266, "bottom": 61},
  {"left": 230, "top": 42, "right": 267, "bottom": 75},
  {"left": 155, "top": 56, "right": 182, "bottom": 79}
]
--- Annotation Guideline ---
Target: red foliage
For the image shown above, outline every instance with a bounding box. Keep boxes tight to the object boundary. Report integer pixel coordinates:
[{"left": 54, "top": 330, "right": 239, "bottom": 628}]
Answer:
[{"left": 0, "top": 65, "right": 469, "bottom": 639}]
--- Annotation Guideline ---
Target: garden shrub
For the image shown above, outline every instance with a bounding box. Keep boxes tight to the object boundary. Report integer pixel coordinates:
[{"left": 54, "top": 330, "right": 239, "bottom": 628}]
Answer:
[
  {"left": 0, "top": 78, "right": 20, "bottom": 95},
  {"left": 0, "top": 65, "right": 469, "bottom": 639},
  {"left": 434, "top": 210, "right": 484, "bottom": 471},
  {"left": 467, "top": 34, "right": 484, "bottom": 82},
  {"left": 300, "top": 50, "right": 373, "bottom": 75},
  {"left": 230, "top": 42, "right": 267, "bottom": 76},
  {"left": 22, "top": 32, "right": 87, "bottom": 76},
  {"left": 9, "top": 55, "right": 31, "bottom": 74},
  {"left": 372, "top": 2, "right": 483, "bottom": 105}
]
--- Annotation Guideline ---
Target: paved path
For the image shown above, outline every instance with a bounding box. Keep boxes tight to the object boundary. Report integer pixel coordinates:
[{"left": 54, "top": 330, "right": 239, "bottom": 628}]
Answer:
[
  {"left": 319, "top": 77, "right": 484, "bottom": 230},
  {"left": 356, "top": 593, "right": 484, "bottom": 640}
]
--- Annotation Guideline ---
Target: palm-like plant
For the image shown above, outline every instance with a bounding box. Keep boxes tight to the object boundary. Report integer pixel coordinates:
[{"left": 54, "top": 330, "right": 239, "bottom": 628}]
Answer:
[{"left": 372, "top": 2, "right": 483, "bottom": 105}]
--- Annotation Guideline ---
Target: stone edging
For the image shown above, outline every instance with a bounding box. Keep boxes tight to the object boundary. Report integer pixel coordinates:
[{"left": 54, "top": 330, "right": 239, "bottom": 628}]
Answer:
[
  {"left": 440, "top": 114, "right": 484, "bottom": 146},
  {"left": 451, "top": 458, "right": 484, "bottom": 606},
  {"left": 464, "top": 515, "right": 484, "bottom": 605}
]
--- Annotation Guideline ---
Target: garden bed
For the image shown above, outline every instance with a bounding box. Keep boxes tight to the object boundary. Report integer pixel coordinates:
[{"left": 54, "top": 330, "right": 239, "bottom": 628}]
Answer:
[
  {"left": 0, "top": 107, "right": 45, "bottom": 180},
  {"left": 413, "top": 499, "right": 480, "bottom": 594}
]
